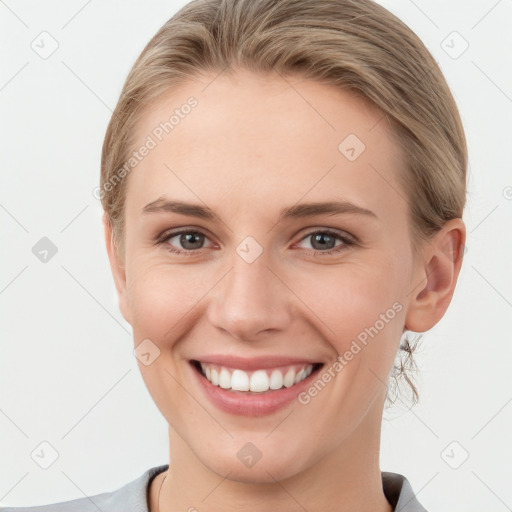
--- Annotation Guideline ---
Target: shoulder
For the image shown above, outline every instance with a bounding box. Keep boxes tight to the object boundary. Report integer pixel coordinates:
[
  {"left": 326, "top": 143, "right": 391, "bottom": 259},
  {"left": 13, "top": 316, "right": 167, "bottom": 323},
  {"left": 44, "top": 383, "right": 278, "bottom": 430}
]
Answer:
[
  {"left": 382, "top": 472, "right": 428, "bottom": 512},
  {"left": 0, "top": 465, "right": 168, "bottom": 512}
]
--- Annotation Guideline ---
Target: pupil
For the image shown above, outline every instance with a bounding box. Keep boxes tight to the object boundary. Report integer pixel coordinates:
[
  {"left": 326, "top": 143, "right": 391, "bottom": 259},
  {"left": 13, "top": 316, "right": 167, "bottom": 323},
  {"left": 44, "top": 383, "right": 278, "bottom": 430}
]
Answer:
[
  {"left": 181, "top": 232, "right": 203, "bottom": 249},
  {"left": 313, "top": 233, "right": 334, "bottom": 250}
]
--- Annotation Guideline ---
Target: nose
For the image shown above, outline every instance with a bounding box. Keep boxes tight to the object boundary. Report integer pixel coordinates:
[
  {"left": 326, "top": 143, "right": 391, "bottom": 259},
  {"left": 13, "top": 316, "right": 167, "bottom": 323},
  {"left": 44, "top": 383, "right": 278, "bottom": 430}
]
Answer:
[{"left": 207, "top": 252, "right": 293, "bottom": 342}]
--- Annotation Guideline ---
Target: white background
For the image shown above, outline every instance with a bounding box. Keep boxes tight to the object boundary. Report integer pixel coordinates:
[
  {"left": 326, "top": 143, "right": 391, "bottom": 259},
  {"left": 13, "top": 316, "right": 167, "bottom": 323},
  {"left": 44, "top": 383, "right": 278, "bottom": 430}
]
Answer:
[{"left": 1, "top": 1, "right": 511, "bottom": 510}]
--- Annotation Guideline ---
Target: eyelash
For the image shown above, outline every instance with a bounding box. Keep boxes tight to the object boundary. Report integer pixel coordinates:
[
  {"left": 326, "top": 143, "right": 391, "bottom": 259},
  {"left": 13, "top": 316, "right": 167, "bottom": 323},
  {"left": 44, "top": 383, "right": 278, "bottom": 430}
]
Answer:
[{"left": 155, "top": 228, "right": 357, "bottom": 257}]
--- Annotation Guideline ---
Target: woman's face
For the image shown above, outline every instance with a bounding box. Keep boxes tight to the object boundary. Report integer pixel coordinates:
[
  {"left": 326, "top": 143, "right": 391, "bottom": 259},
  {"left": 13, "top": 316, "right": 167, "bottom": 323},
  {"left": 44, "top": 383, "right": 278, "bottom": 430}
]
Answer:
[{"left": 107, "top": 69, "right": 435, "bottom": 482}]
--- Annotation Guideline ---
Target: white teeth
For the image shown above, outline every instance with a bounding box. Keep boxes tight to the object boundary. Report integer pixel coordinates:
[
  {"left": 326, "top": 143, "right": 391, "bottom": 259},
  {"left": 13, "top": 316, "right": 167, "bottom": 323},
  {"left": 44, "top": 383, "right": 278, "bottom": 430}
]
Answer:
[
  {"left": 294, "top": 369, "right": 305, "bottom": 384},
  {"left": 269, "top": 369, "right": 283, "bottom": 390},
  {"left": 219, "top": 367, "right": 231, "bottom": 389},
  {"left": 283, "top": 369, "right": 295, "bottom": 388},
  {"left": 231, "top": 369, "right": 250, "bottom": 391},
  {"left": 198, "top": 362, "right": 315, "bottom": 392},
  {"left": 250, "top": 370, "right": 269, "bottom": 392}
]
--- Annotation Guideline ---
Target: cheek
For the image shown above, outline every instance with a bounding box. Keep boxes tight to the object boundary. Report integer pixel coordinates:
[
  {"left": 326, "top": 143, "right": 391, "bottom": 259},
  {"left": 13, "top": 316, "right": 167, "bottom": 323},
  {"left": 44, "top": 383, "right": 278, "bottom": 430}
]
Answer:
[
  {"left": 126, "top": 263, "right": 206, "bottom": 420},
  {"left": 290, "top": 263, "right": 407, "bottom": 440},
  {"left": 295, "top": 258, "right": 408, "bottom": 401},
  {"left": 292, "top": 258, "right": 407, "bottom": 340},
  {"left": 126, "top": 260, "right": 212, "bottom": 342}
]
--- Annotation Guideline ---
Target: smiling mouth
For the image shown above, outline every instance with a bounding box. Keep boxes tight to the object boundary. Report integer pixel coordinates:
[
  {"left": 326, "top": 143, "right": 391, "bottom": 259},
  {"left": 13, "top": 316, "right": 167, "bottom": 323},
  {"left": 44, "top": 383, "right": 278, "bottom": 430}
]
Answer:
[{"left": 191, "top": 360, "right": 324, "bottom": 394}]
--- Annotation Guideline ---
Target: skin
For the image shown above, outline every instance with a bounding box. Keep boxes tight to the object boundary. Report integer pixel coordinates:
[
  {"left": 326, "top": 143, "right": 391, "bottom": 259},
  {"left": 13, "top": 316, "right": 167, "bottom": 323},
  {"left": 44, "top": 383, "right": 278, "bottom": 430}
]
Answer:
[{"left": 104, "top": 69, "right": 465, "bottom": 512}]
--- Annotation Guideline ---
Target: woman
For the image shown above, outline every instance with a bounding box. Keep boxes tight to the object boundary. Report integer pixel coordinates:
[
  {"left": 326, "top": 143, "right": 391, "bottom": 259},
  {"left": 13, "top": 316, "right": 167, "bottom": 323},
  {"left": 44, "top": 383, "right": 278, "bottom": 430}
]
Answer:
[{"left": 2, "top": 0, "right": 466, "bottom": 510}]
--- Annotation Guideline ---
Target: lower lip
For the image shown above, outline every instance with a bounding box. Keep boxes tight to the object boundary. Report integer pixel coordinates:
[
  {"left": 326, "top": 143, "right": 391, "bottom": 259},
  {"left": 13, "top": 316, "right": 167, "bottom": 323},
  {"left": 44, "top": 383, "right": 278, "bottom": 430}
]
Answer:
[{"left": 191, "top": 361, "right": 322, "bottom": 417}]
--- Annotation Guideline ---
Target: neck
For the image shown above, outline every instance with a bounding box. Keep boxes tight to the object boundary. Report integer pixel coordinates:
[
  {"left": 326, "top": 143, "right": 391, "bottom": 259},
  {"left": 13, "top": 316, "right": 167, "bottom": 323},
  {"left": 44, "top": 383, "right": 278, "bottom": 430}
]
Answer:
[{"left": 152, "top": 400, "right": 392, "bottom": 512}]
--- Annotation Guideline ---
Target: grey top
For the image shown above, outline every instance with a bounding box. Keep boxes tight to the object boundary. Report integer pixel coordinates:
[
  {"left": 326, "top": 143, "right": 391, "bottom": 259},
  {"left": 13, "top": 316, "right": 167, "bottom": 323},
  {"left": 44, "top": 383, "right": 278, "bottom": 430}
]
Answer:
[{"left": 1, "top": 464, "right": 427, "bottom": 511}]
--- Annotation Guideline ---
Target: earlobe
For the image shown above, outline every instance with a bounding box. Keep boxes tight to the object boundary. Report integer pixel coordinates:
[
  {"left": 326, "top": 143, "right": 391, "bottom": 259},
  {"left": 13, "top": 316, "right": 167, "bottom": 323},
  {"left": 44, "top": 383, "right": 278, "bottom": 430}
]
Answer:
[
  {"left": 405, "top": 219, "right": 466, "bottom": 333},
  {"left": 103, "top": 214, "right": 132, "bottom": 325}
]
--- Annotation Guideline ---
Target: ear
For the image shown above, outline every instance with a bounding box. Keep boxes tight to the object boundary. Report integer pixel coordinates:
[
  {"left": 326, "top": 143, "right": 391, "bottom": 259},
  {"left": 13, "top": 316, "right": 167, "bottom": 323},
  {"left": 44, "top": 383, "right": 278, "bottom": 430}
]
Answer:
[
  {"left": 405, "top": 218, "right": 466, "bottom": 332},
  {"left": 103, "top": 214, "right": 132, "bottom": 325}
]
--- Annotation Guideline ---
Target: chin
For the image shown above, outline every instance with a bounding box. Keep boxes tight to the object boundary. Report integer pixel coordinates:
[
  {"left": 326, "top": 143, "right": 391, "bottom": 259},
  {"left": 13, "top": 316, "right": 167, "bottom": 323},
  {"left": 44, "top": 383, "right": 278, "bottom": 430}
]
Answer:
[
  {"left": 210, "top": 458, "right": 303, "bottom": 485},
  {"left": 198, "top": 440, "right": 312, "bottom": 485}
]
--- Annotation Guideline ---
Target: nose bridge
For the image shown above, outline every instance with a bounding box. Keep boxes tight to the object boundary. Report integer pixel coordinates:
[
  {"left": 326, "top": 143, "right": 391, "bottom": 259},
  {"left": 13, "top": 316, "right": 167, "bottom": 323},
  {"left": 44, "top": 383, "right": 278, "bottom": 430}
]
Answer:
[{"left": 207, "top": 241, "right": 292, "bottom": 341}]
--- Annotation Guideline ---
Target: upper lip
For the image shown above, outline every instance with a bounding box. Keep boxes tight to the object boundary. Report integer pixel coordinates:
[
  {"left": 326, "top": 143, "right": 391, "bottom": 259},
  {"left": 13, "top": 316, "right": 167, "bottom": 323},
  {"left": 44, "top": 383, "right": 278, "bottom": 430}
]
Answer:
[{"left": 191, "top": 355, "right": 322, "bottom": 371}]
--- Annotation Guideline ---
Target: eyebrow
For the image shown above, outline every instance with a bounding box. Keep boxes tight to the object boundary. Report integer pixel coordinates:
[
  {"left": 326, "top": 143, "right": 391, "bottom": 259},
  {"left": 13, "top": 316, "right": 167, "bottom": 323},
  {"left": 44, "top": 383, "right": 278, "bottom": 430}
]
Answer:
[
  {"left": 142, "top": 197, "right": 218, "bottom": 220},
  {"left": 141, "top": 197, "right": 377, "bottom": 221}
]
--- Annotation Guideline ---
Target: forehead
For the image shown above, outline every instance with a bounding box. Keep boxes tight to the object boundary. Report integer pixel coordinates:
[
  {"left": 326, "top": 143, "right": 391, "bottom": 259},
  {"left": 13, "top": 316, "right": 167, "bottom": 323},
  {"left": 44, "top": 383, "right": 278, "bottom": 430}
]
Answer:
[{"left": 126, "top": 70, "right": 407, "bottom": 223}]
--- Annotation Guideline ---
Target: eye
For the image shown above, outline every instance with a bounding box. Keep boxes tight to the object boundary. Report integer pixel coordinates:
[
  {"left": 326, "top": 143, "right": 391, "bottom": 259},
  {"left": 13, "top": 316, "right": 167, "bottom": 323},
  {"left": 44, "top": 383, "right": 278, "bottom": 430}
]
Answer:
[
  {"left": 156, "top": 227, "right": 356, "bottom": 257},
  {"left": 156, "top": 229, "right": 215, "bottom": 256},
  {"left": 295, "top": 229, "right": 356, "bottom": 256}
]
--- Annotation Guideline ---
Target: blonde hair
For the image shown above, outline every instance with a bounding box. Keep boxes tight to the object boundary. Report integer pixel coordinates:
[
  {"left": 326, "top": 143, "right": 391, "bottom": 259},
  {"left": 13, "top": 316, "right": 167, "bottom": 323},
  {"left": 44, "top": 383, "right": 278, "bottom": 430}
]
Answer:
[{"left": 100, "top": 0, "right": 467, "bottom": 403}]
